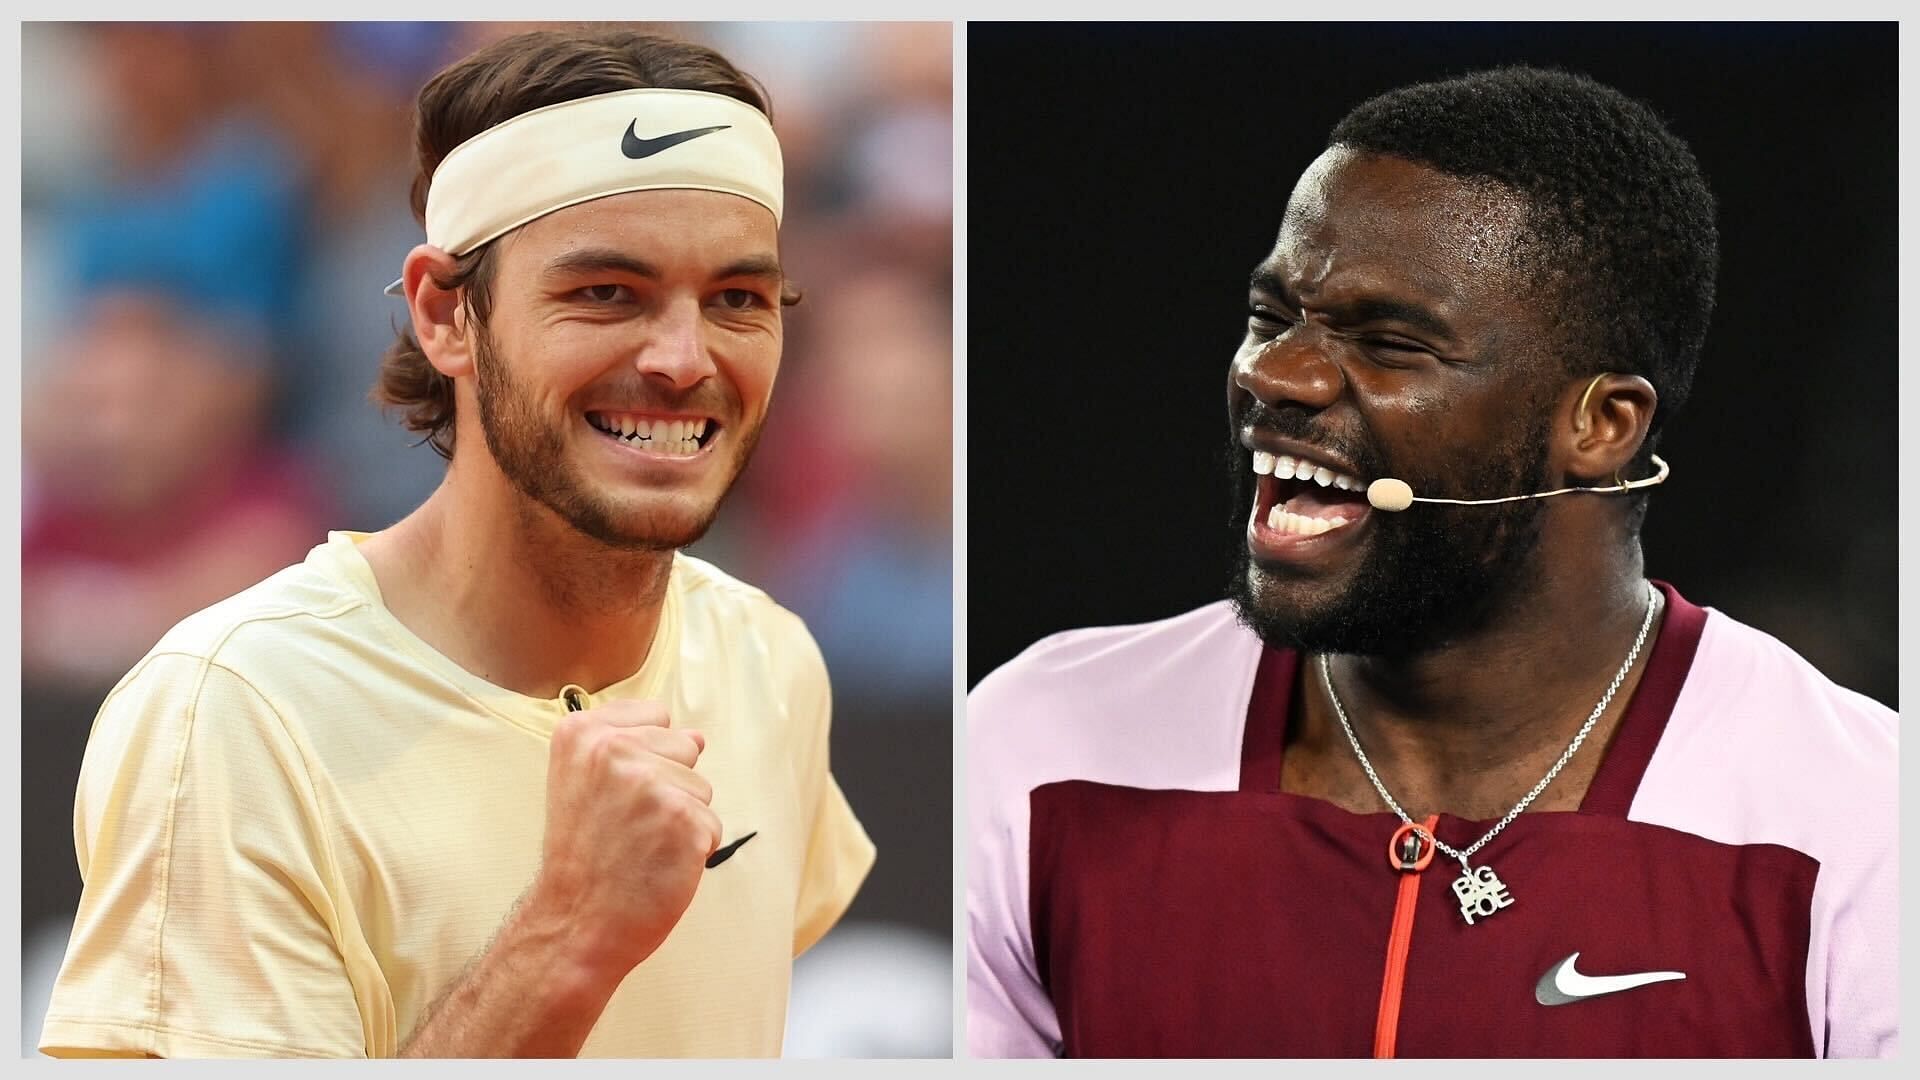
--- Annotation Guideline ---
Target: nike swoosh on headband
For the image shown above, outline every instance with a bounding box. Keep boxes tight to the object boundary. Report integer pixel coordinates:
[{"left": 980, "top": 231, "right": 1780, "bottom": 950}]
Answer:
[
  {"left": 1535, "top": 951, "right": 1686, "bottom": 1006},
  {"left": 705, "top": 830, "right": 758, "bottom": 868},
  {"left": 381, "top": 122, "right": 732, "bottom": 296},
  {"left": 622, "top": 122, "right": 731, "bottom": 160},
  {"left": 384, "top": 88, "right": 782, "bottom": 297}
]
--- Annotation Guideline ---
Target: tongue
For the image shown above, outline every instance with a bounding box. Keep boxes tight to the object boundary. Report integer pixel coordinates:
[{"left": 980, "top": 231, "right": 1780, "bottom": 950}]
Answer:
[{"left": 1283, "top": 485, "right": 1370, "bottom": 520}]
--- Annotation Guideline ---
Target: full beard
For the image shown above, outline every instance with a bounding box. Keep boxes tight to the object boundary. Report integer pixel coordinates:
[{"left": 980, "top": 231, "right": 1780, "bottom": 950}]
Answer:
[
  {"left": 471, "top": 331, "right": 757, "bottom": 552},
  {"left": 1226, "top": 406, "right": 1552, "bottom": 659}
]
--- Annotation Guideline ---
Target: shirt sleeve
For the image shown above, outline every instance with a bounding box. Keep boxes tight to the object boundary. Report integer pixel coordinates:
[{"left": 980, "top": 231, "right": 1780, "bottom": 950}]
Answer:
[
  {"left": 1813, "top": 823, "right": 1898, "bottom": 1058},
  {"left": 1808, "top": 691, "right": 1899, "bottom": 1059},
  {"left": 39, "top": 653, "right": 371, "bottom": 1058},
  {"left": 965, "top": 681, "right": 1062, "bottom": 1058},
  {"left": 789, "top": 635, "right": 876, "bottom": 958}
]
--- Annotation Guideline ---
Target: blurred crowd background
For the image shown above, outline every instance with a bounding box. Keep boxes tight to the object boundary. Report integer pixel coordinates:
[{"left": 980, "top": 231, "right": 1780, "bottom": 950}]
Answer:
[{"left": 19, "top": 21, "right": 952, "bottom": 1057}]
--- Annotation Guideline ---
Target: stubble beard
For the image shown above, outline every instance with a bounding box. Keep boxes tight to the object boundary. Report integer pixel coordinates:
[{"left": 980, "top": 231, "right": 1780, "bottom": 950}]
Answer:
[
  {"left": 471, "top": 330, "right": 760, "bottom": 553},
  {"left": 1225, "top": 411, "right": 1553, "bottom": 659}
]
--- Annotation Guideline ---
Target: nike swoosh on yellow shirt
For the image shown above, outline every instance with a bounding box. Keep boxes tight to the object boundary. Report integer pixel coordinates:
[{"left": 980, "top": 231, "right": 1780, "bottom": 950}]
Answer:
[{"left": 705, "top": 831, "right": 758, "bottom": 868}]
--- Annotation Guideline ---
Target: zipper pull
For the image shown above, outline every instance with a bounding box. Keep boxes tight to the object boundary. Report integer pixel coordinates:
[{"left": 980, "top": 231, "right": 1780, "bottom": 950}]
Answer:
[
  {"left": 1388, "top": 821, "right": 1437, "bottom": 873},
  {"left": 560, "top": 684, "right": 588, "bottom": 712}
]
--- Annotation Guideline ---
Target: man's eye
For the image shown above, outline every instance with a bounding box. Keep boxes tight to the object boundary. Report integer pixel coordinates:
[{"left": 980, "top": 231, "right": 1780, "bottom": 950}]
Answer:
[
  {"left": 717, "top": 288, "right": 764, "bottom": 311},
  {"left": 578, "top": 284, "right": 632, "bottom": 303},
  {"left": 1366, "top": 337, "right": 1427, "bottom": 355},
  {"left": 1248, "top": 308, "right": 1293, "bottom": 335}
]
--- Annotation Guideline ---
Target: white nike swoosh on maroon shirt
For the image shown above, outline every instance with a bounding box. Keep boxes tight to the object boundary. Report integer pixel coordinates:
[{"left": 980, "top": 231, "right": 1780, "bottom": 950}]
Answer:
[{"left": 1535, "top": 951, "right": 1687, "bottom": 1006}]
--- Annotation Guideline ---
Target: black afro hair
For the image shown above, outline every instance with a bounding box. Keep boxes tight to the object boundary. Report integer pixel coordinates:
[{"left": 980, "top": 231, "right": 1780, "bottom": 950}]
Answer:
[{"left": 1329, "top": 66, "right": 1718, "bottom": 446}]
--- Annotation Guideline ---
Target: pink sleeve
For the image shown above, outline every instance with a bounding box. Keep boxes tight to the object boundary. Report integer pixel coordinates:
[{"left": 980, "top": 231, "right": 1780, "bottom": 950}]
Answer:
[
  {"left": 1810, "top": 809, "right": 1898, "bottom": 1058},
  {"left": 1630, "top": 611, "right": 1898, "bottom": 1058},
  {"left": 963, "top": 605, "right": 1263, "bottom": 1058},
  {"left": 965, "top": 676, "right": 1061, "bottom": 1057}
]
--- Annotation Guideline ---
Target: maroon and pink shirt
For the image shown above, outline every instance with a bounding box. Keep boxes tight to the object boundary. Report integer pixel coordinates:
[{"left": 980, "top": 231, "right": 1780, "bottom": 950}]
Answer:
[{"left": 967, "top": 585, "right": 1897, "bottom": 1058}]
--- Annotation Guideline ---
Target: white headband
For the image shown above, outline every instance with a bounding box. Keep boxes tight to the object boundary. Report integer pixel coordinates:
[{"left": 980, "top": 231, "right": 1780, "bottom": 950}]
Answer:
[{"left": 385, "top": 87, "right": 783, "bottom": 295}]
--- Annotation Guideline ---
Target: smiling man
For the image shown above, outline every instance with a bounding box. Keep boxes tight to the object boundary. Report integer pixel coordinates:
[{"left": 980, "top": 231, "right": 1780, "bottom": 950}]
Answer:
[
  {"left": 967, "top": 67, "right": 1895, "bottom": 1058},
  {"left": 42, "top": 28, "right": 873, "bottom": 1058}
]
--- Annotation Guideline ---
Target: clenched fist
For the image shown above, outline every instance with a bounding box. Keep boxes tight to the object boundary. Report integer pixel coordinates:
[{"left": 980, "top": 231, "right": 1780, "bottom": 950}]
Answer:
[{"left": 527, "top": 700, "right": 721, "bottom": 980}]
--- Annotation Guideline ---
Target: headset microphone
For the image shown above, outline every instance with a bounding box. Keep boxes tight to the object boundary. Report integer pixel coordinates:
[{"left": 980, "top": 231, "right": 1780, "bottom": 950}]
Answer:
[{"left": 1365, "top": 455, "right": 1670, "bottom": 512}]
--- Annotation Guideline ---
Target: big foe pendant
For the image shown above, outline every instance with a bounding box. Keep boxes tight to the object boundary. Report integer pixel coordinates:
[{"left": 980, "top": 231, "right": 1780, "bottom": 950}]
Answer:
[{"left": 1451, "top": 863, "right": 1515, "bottom": 926}]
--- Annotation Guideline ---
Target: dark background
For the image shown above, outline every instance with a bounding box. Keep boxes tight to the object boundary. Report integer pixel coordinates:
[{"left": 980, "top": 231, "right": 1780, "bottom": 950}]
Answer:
[{"left": 967, "top": 21, "right": 1897, "bottom": 712}]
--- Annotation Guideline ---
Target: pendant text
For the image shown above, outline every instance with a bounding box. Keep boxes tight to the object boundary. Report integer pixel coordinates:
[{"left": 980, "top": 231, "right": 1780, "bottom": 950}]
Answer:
[{"left": 1452, "top": 865, "right": 1515, "bottom": 925}]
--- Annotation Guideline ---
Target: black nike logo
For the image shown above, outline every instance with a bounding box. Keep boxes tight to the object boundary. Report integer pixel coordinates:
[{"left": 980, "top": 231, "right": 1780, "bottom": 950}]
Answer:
[
  {"left": 622, "top": 122, "right": 730, "bottom": 159},
  {"left": 705, "top": 831, "right": 757, "bottom": 868}
]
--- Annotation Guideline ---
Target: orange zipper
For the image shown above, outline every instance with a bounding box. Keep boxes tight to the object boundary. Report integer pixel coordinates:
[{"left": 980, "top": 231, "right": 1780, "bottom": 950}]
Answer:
[{"left": 1373, "top": 814, "right": 1440, "bottom": 1059}]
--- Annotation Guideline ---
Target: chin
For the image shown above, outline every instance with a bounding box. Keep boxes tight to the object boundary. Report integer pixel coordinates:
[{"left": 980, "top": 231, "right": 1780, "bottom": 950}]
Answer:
[
  {"left": 585, "top": 493, "right": 726, "bottom": 552},
  {"left": 1229, "top": 556, "right": 1409, "bottom": 657},
  {"left": 1243, "top": 561, "right": 1351, "bottom": 616}
]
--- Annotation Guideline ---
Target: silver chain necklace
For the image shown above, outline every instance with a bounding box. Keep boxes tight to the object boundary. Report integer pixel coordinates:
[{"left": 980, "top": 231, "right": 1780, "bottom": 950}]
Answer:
[{"left": 1319, "top": 580, "right": 1659, "bottom": 926}]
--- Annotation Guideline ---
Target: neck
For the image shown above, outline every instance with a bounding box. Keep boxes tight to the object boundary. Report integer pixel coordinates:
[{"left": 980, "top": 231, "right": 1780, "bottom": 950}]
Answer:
[
  {"left": 1297, "top": 523, "right": 1661, "bottom": 818},
  {"left": 360, "top": 457, "right": 673, "bottom": 701}
]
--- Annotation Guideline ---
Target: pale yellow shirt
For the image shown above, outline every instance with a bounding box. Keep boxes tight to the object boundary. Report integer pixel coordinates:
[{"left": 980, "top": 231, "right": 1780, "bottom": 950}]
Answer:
[{"left": 40, "top": 531, "right": 875, "bottom": 1058}]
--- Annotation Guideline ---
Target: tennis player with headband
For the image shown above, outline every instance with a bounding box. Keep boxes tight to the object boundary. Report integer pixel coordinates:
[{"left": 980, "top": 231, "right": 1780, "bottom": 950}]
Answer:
[{"left": 43, "top": 28, "right": 872, "bottom": 1058}]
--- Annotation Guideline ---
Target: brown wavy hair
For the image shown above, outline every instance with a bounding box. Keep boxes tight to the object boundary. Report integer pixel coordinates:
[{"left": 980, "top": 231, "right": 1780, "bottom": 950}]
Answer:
[{"left": 374, "top": 27, "right": 785, "bottom": 460}]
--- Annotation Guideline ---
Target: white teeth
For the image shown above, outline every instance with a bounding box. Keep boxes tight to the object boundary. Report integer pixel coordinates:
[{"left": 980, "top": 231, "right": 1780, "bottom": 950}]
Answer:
[
  {"left": 596, "top": 414, "right": 708, "bottom": 454},
  {"left": 595, "top": 415, "right": 711, "bottom": 451},
  {"left": 1264, "top": 507, "right": 1353, "bottom": 537},
  {"left": 1271, "top": 453, "right": 1365, "bottom": 491},
  {"left": 654, "top": 437, "right": 700, "bottom": 455},
  {"left": 1252, "top": 449, "right": 1367, "bottom": 491}
]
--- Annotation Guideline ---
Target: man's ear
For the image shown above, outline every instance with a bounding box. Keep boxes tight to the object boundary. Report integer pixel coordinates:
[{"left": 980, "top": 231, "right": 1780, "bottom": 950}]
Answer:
[
  {"left": 1561, "top": 371, "right": 1658, "bottom": 482},
  {"left": 403, "top": 244, "right": 474, "bottom": 378}
]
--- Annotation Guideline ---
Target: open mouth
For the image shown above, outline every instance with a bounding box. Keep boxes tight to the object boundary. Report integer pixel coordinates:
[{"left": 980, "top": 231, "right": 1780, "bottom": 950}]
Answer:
[
  {"left": 1249, "top": 450, "right": 1374, "bottom": 538},
  {"left": 585, "top": 411, "right": 719, "bottom": 457}
]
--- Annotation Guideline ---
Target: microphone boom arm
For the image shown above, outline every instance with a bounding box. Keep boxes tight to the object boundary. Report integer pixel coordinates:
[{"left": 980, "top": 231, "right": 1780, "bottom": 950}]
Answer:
[{"left": 1366, "top": 455, "right": 1670, "bottom": 512}]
